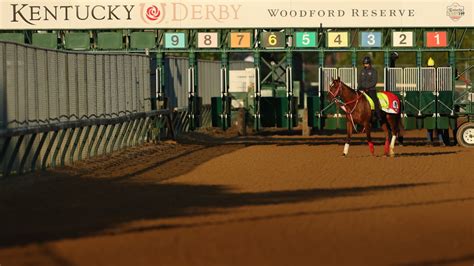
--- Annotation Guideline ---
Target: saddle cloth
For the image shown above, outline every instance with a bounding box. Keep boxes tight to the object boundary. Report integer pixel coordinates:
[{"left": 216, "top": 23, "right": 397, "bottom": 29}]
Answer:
[{"left": 362, "top": 91, "right": 400, "bottom": 114}]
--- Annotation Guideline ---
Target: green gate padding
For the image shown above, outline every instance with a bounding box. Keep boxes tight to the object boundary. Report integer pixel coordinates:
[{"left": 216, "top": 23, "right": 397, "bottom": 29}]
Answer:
[
  {"left": 130, "top": 32, "right": 156, "bottom": 49},
  {"left": 32, "top": 33, "right": 57, "bottom": 49},
  {"left": 97, "top": 32, "right": 123, "bottom": 50},
  {"left": 420, "top": 92, "right": 436, "bottom": 115},
  {"left": 0, "top": 33, "right": 24, "bottom": 43},
  {"left": 403, "top": 92, "right": 420, "bottom": 116},
  {"left": 211, "top": 97, "right": 231, "bottom": 128},
  {"left": 64, "top": 32, "right": 90, "bottom": 50},
  {"left": 190, "top": 96, "right": 202, "bottom": 128},
  {"left": 437, "top": 91, "right": 453, "bottom": 115},
  {"left": 307, "top": 96, "right": 321, "bottom": 128},
  {"left": 275, "top": 97, "right": 298, "bottom": 128},
  {"left": 260, "top": 97, "right": 276, "bottom": 127}
]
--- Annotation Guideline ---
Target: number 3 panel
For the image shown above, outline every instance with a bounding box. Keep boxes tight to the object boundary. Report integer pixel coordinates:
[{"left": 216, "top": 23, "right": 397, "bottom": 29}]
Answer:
[
  {"left": 392, "top": 31, "right": 414, "bottom": 47},
  {"left": 164, "top": 32, "right": 186, "bottom": 49},
  {"left": 360, "top": 31, "right": 382, "bottom": 47}
]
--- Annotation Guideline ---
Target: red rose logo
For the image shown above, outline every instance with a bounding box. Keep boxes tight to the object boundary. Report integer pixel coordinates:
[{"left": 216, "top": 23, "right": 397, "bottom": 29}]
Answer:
[{"left": 146, "top": 6, "right": 161, "bottom": 21}]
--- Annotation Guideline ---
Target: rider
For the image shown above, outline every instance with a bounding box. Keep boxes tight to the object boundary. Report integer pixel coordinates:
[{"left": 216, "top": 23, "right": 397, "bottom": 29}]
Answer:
[{"left": 358, "top": 56, "right": 381, "bottom": 122}]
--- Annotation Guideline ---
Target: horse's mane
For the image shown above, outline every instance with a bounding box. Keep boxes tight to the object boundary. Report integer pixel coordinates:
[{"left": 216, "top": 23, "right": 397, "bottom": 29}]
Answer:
[{"left": 333, "top": 78, "right": 358, "bottom": 93}]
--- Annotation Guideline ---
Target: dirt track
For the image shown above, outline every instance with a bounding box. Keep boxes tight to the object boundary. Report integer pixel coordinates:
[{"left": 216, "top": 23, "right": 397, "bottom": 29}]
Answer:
[{"left": 0, "top": 129, "right": 473, "bottom": 266}]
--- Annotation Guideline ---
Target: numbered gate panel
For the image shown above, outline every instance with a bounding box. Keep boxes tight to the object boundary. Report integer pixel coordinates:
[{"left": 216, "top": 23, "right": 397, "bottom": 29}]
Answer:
[
  {"left": 392, "top": 31, "right": 415, "bottom": 47},
  {"left": 230, "top": 32, "right": 252, "bottom": 48},
  {"left": 425, "top": 31, "right": 448, "bottom": 48},
  {"left": 359, "top": 31, "right": 382, "bottom": 48},
  {"left": 294, "top": 32, "right": 318, "bottom": 48},
  {"left": 260, "top": 32, "right": 286, "bottom": 49},
  {"left": 197, "top": 32, "right": 219, "bottom": 48},
  {"left": 327, "top": 32, "right": 350, "bottom": 48},
  {"left": 164, "top": 32, "right": 186, "bottom": 49}
]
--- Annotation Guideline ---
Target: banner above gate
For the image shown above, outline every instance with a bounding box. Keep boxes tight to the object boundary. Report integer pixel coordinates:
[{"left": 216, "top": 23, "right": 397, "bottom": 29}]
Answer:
[{"left": 0, "top": 0, "right": 472, "bottom": 29}]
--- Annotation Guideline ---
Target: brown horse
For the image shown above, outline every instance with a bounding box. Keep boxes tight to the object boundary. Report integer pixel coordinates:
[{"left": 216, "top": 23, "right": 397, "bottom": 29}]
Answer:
[{"left": 327, "top": 77, "right": 403, "bottom": 157}]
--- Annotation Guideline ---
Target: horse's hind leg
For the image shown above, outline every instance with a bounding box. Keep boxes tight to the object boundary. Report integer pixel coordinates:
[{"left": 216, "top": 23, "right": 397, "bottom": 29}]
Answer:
[
  {"left": 381, "top": 122, "right": 391, "bottom": 156},
  {"left": 343, "top": 120, "right": 353, "bottom": 156},
  {"left": 365, "top": 122, "right": 375, "bottom": 155},
  {"left": 388, "top": 115, "right": 399, "bottom": 157}
]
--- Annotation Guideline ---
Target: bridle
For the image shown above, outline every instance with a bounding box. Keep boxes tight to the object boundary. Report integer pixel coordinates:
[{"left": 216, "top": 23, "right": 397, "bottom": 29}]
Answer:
[
  {"left": 328, "top": 81, "right": 362, "bottom": 115},
  {"left": 328, "top": 80, "right": 364, "bottom": 132}
]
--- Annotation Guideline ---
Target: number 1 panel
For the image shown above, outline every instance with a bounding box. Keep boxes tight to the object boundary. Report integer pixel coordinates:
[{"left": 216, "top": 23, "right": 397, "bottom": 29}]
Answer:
[{"left": 425, "top": 31, "right": 448, "bottom": 48}]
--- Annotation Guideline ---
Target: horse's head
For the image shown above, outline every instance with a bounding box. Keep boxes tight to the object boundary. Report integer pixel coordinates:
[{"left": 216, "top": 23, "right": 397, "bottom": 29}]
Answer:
[{"left": 328, "top": 77, "right": 343, "bottom": 100}]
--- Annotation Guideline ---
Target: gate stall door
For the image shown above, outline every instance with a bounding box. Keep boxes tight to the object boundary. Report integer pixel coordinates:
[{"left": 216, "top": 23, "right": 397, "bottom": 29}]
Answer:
[
  {"left": 420, "top": 67, "right": 437, "bottom": 129},
  {"left": 436, "top": 67, "right": 453, "bottom": 129}
]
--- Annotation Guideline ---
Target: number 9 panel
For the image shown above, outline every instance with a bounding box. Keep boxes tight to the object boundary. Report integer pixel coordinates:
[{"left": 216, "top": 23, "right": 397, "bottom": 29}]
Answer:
[{"left": 164, "top": 32, "right": 186, "bottom": 49}]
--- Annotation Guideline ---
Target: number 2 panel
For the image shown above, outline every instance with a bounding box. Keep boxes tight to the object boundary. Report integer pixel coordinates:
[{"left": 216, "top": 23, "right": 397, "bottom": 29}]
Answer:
[{"left": 392, "top": 31, "right": 414, "bottom": 47}]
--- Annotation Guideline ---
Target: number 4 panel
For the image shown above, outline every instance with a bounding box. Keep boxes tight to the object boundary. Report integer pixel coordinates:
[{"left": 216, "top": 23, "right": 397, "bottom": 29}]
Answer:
[
  {"left": 327, "top": 32, "right": 349, "bottom": 48},
  {"left": 392, "top": 31, "right": 415, "bottom": 47}
]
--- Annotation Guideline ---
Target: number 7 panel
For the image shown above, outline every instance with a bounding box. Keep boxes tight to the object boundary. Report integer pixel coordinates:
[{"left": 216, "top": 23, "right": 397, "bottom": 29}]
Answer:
[{"left": 230, "top": 32, "right": 252, "bottom": 48}]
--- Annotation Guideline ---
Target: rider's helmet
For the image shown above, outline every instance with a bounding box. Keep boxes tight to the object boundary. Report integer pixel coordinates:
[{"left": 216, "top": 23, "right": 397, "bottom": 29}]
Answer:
[
  {"left": 427, "top": 57, "right": 435, "bottom": 67},
  {"left": 362, "top": 56, "right": 372, "bottom": 65}
]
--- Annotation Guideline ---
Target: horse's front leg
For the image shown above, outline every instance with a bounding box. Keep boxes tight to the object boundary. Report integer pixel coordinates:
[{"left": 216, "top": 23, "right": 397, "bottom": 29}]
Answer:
[
  {"left": 365, "top": 122, "right": 375, "bottom": 155},
  {"left": 343, "top": 119, "right": 353, "bottom": 156}
]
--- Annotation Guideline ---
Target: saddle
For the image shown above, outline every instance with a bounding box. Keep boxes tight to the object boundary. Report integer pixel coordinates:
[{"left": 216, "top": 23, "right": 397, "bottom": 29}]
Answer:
[{"left": 361, "top": 91, "right": 400, "bottom": 114}]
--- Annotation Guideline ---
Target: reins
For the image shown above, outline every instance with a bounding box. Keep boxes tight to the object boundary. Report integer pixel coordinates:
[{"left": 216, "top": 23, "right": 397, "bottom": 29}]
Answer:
[{"left": 328, "top": 81, "right": 364, "bottom": 132}]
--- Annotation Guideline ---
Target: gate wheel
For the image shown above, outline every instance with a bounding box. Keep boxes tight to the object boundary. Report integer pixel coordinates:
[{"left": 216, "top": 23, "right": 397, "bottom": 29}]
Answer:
[{"left": 456, "top": 122, "right": 474, "bottom": 148}]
